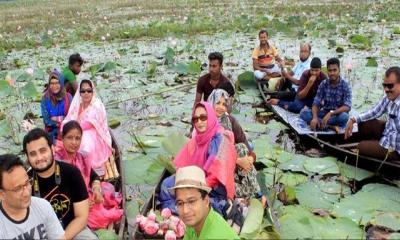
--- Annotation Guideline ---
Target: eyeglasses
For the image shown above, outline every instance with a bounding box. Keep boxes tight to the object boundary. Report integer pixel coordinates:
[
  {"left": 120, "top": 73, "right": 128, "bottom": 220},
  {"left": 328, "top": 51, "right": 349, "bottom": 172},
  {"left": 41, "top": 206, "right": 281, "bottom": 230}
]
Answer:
[
  {"left": 80, "top": 89, "right": 93, "bottom": 94},
  {"left": 2, "top": 178, "right": 33, "bottom": 195},
  {"left": 176, "top": 197, "right": 201, "bottom": 210},
  {"left": 192, "top": 114, "right": 208, "bottom": 124},
  {"left": 382, "top": 83, "right": 395, "bottom": 90}
]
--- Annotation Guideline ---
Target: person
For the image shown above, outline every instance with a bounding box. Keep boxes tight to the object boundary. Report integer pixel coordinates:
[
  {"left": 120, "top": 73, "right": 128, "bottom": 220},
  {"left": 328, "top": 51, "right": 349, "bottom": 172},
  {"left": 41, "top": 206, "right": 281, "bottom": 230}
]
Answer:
[
  {"left": 208, "top": 89, "right": 262, "bottom": 200},
  {"left": 63, "top": 53, "right": 83, "bottom": 96},
  {"left": 252, "top": 29, "right": 284, "bottom": 89},
  {"left": 0, "top": 154, "right": 65, "bottom": 240},
  {"left": 54, "top": 120, "right": 123, "bottom": 229},
  {"left": 41, "top": 70, "right": 73, "bottom": 143},
  {"left": 214, "top": 80, "right": 235, "bottom": 113},
  {"left": 268, "top": 57, "right": 327, "bottom": 113},
  {"left": 159, "top": 102, "right": 237, "bottom": 216},
  {"left": 281, "top": 43, "right": 312, "bottom": 90},
  {"left": 23, "top": 128, "right": 98, "bottom": 240},
  {"left": 171, "top": 166, "right": 239, "bottom": 240},
  {"left": 344, "top": 67, "right": 400, "bottom": 161},
  {"left": 194, "top": 52, "right": 231, "bottom": 106},
  {"left": 300, "top": 58, "right": 352, "bottom": 130},
  {"left": 63, "top": 79, "right": 113, "bottom": 176}
]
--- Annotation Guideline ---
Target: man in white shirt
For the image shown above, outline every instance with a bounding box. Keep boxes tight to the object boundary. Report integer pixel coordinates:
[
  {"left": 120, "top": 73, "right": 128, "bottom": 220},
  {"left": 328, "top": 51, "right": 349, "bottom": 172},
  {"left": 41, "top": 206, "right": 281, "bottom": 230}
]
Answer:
[{"left": 0, "top": 154, "right": 65, "bottom": 240}]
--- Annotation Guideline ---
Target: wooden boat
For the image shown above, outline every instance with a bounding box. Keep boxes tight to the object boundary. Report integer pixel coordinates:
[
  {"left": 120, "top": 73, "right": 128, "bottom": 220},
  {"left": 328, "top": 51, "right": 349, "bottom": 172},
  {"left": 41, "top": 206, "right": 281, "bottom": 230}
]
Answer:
[{"left": 257, "top": 82, "right": 400, "bottom": 177}]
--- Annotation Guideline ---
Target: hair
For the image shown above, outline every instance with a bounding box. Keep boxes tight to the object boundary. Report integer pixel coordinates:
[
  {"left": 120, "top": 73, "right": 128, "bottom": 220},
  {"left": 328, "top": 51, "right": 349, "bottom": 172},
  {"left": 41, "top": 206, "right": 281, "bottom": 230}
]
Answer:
[
  {"left": 327, "top": 57, "right": 340, "bottom": 68},
  {"left": 198, "top": 189, "right": 208, "bottom": 199},
  {"left": 80, "top": 79, "right": 93, "bottom": 89},
  {"left": 62, "top": 120, "right": 83, "bottom": 138},
  {"left": 69, "top": 53, "right": 83, "bottom": 66},
  {"left": 310, "top": 57, "right": 322, "bottom": 69},
  {"left": 385, "top": 66, "right": 400, "bottom": 83},
  {"left": 217, "top": 81, "right": 235, "bottom": 97},
  {"left": 259, "top": 29, "right": 268, "bottom": 37},
  {"left": 0, "top": 154, "right": 25, "bottom": 189},
  {"left": 23, "top": 128, "right": 52, "bottom": 154},
  {"left": 301, "top": 43, "right": 311, "bottom": 52},
  {"left": 208, "top": 52, "right": 223, "bottom": 66}
]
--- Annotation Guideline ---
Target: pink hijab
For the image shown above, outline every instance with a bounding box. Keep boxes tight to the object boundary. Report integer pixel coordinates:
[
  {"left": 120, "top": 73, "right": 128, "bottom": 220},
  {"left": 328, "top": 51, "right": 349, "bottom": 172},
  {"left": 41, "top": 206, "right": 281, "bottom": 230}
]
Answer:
[{"left": 174, "top": 102, "right": 237, "bottom": 199}]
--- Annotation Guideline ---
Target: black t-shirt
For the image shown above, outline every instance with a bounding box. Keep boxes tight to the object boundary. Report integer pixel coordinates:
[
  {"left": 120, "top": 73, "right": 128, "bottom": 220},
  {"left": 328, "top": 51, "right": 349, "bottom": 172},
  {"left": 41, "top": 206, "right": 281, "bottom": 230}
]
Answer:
[
  {"left": 196, "top": 73, "right": 230, "bottom": 101},
  {"left": 31, "top": 161, "right": 88, "bottom": 229}
]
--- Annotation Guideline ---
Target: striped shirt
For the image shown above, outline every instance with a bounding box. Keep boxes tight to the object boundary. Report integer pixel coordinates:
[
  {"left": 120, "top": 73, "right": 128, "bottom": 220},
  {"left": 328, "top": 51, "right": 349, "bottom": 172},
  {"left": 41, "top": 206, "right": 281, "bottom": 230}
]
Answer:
[
  {"left": 313, "top": 77, "right": 352, "bottom": 110},
  {"left": 356, "top": 96, "right": 400, "bottom": 154}
]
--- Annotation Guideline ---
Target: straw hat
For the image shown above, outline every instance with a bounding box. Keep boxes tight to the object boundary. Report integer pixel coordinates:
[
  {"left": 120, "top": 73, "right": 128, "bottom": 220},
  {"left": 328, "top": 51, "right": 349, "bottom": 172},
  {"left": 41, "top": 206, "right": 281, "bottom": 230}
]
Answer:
[{"left": 170, "top": 166, "right": 212, "bottom": 193}]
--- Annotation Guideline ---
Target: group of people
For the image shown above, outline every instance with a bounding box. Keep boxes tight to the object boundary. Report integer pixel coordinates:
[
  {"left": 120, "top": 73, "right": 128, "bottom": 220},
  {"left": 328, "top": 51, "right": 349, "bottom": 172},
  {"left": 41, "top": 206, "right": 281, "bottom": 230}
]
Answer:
[{"left": 1, "top": 54, "right": 123, "bottom": 239}]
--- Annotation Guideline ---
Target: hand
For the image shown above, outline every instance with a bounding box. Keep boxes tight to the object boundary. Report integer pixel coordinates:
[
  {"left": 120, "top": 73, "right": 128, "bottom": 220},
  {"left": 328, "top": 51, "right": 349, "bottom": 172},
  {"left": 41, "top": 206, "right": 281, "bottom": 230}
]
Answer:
[
  {"left": 278, "top": 60, "right": 285, "bottom": 68},
  {"left": 237, "top": 156, "right": 252, "bottom": 173},
  {"left": 308, "top": 75, "right": 317, "bottom": 84},
  {"left": 267, "top": 98, "right": 279, "bottom": 105},
  {"left": 321, "top": 112, "right": 332, "bottom": 129},
  {"left": 92, "top": 188, "right": 104, "bottom": 204},
  {"left": 310, "top": 118, "right": 320, "bottom": 131},
  {"left": 344, "top": 119, "right": 354, "bottom": 139}
]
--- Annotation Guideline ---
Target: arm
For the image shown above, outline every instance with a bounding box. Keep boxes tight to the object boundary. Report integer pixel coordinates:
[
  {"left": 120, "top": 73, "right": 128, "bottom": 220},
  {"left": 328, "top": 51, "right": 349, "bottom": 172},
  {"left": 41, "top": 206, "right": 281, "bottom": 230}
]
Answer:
[
  {"left": 297, "top": 73, "right": 316, "bottom": 99},
  {"left": 194, "top": 92, "right": 202, "bottom": 107},
  {"left": 64, "top": 200, "right": 89, "bottom": 240},
  {"left": 41, "top": 98, "right": 58, "bottom": 127},
  {"left": 252, "top": 58, "right": 266, "bottom": 71},
  {"left": 283, "top": 71, "right": 300, "bottom": 85},
  {"left": 356, "top": 97, "right": 388, "bottom": 123},
  {"left": 331, "top": 105, "right": 350, "bottom": 115},
  {"left": 193, "top": 77, "right": 204, "bottom": 107}
]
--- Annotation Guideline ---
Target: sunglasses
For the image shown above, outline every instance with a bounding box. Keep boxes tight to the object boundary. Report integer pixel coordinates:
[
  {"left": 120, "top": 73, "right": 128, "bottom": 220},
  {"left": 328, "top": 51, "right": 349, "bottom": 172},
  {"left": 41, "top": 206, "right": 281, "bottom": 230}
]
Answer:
[
  {"left": 382, "top": 83, "right": 395, "bottom": 90},
  {"left": 192, "top": 114, "right": 208, "bottom": 123},
  {"left": 80, "top": 89, "right": 93, "bottom": 94}
]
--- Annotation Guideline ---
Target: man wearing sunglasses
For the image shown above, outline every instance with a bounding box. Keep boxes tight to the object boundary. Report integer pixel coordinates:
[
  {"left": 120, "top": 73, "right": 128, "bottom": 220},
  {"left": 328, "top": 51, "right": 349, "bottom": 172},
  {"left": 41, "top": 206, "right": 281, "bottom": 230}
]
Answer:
[
  {"left": 171, "top": 166, "right": 239, "bottom": 240},
  {"left": 0, "top": 154, "right": 65, "bottom": 239},
  {"left": 345, "top": 67, "right": 400, "bottom": 161}
]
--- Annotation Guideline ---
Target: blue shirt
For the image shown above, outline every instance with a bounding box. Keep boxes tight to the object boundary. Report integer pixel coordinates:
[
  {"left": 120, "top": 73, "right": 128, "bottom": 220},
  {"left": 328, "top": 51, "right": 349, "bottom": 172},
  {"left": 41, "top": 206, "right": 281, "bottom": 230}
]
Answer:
[
  {"left": 292, "top": 58, "right": 311, "bottom": 80},
  {"left": 356, "top": 95, "right": 400, "bottom": 154},
  {"left": 313, "top": 77, "right": 352, "bottom": 110}
]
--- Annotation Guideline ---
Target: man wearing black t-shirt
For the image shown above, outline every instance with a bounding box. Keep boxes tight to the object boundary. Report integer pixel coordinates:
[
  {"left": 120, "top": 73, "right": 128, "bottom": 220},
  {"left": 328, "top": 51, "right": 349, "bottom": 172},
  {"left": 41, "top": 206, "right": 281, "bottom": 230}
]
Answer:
[
  {"left": 23, "top": 128, "right": 98, "bottom": 240},
  {"left": 194, "top": 52, "right": 232, "bottom": 107}
]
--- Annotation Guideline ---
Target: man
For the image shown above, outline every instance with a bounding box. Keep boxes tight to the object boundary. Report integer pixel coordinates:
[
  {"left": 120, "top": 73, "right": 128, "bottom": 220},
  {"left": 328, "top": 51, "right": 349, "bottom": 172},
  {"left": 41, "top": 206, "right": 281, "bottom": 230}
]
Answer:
[
  {"left": 0, "top": 154, "right": 65, "bottom": 239},
  {"left": 268, "top": 57, "right": 327, "bottom": 113},
  {"left": 63, "top": 53, "right": 83, "bottom": 96},
  {"left": 23, "top": 128, "right": 98, "bottom": 240},
  {"left": 194, "top": 52, "right": 231, "bottom": 106},
  {"left": 171, "top": 166, "right": 239, "bottom": 240},
  {"left": 300, "top": 58, "right": 351, "bottom": 130},
  {"left": 281, "top": 43, "right": 312, "bottom": 90},
  {"left": 252, "top": 29, "right": 284, "bottom": 88},
  {"left": 344, "top": 67, "right": 400, "bottom": 161}
]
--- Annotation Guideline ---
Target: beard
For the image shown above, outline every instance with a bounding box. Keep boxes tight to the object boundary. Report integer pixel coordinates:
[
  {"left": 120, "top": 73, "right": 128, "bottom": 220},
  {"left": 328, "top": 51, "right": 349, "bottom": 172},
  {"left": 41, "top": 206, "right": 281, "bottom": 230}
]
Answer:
[{"left": 31, "top": 152, "right": 55, "bottom": 173}]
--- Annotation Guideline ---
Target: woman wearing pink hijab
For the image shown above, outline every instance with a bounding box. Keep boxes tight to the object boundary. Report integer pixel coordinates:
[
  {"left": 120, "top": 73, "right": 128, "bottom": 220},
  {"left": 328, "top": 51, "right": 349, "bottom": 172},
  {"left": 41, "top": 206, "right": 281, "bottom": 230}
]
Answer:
[
  {"left": 159, "top": 102, "right": 237, "bottom": 215},
  {"left": 63, "top": 79, "right": 112, "bottom": 176}
]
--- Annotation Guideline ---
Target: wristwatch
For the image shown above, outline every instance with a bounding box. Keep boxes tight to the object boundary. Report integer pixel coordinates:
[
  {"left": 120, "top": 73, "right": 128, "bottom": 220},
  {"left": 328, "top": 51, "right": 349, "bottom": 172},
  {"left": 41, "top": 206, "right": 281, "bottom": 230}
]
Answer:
[{"left": 329, "top": 110, "right": 335, "bottom": 115}]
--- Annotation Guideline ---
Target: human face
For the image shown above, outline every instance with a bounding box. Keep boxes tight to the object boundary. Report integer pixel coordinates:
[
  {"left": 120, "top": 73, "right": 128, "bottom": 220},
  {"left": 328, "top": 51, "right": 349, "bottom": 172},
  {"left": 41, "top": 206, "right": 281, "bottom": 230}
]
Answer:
[
  {"left": 70, "top": 62, "right": 82, "bottom": 75},
  {"left": 213, "top": 96, "right": 227, "bottom": 118},
  {"left": 49, "top": 77, "right": 61, "bottom": 94},
  {"left": 383, "top": 73, "right": 400, "bottom": 101},
  {"left": 0, "top": 166, "right": 32, "bottom": 211},
  {"left": 327, "top": 64, "right": 340, "bottom": 82},
  {"left": 208, "top": 59, "right": 222, "bottom": 77},
  {"left": 193, "top": 106, "right": 208, "bottom": 133},
  {"left": 259, "top": 32, "right": 268, "bottom": 46},
  {"left": 80, "top": 82, "right": 93, "bottom": 106},
  {"left": 26, "top": 137, "right": 54, "bottom": 173},
  {"left": 176, "top": 188, "right": 209, "bottom": 229},
  {"left": 62, "top": 128, "right": 82, "bottom": 155},
  {"left": 299, "top": 44, "right": 311, "bottom": 62},
  {"left": 309, "top": 68, "right": 321, "bottom": 76}
]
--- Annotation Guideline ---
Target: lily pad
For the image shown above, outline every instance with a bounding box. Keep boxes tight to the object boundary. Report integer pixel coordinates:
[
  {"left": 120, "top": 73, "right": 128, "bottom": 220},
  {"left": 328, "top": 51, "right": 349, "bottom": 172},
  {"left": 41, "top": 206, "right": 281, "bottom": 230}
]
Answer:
[
  {"left": 237, "top": 71, "right": 256, "bottom": 89},
  {"left": 303, "top": 156, "right": 339, "bottom": 175},
  {"left": 240, "top": 199, "right": 264, "bottom": 239},
  {"left": 369, "top": 212, "right": 400, "bottom": 231},
  {"left": 161, "top": 133, "right": 189, "bottom": 156},
  {"left": 279, "top": 172, "right": 308, "bottom": 186},
  {"left": 332, "top": 183, "right": 400, "bottom": 225},
  {"left": 0, "top": 80, "right": 14, "bottom": 98},
  {"left": 337, "top": 162, "right": 374, "bottom": 181},
  {"left": 278, "top": 156, "right": 308, "bottom": 173},
  {"left": 95, "top": 229, "right": 118, "bottom": 240},
  {"left": 295, "top": 181, "right": 340, "bottom": 210}
]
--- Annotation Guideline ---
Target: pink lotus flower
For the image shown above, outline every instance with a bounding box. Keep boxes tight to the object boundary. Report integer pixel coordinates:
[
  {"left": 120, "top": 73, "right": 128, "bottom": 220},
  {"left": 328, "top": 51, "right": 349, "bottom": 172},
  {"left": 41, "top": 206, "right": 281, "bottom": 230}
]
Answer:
[
  {"left": 169, "top": 216, "right": 180, "bottom": 225},
  {"left": 161, "top": 208, "right": 172, "bottom": 219},
  {"left": 175, "top": 220, "right": 185, "bottom": 238},
  {"left": 135, "top": 215, "right": 145, "bottom": 224},
  {"left": 144, "top": 222, "right": 159, "bottom": 235},
  {"left": 147, "top": 211, "right": 157, "bottom": 222},
  {"left": 165, "top": 230, "right": 177, "bottom": 240},
  {"left": 345, "top": 63, "right": 353, "bottom": 71},
  {"left": 139, "top": 216, "right": 148, "bottom": 230}
]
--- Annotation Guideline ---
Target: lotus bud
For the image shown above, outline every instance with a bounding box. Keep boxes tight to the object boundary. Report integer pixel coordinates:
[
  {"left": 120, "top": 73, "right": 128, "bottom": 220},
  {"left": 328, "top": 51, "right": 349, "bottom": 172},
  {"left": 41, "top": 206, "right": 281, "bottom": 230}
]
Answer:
[
  {"left": 165, "top": 230, "right": 177, "bottom": 240},
  {"left": 169, "top": 215, "right": 180, "bottom": 225},
  {"left": 147, "top": 210, "right": 157, "bottom": 222},
  {"left": 161, "top": 208, "right": 172, "bottom": 219},
  {"left": 144, "top": 222, "right": 159, "bottom": 235},
  {"left": 175, "top": 220, "right": 186, "bottom": 238},
  {"left": 160, "top": 221, "right": 169, "bottom": 234},
  {"left": 139, "top": 216, "right": 148, "bottom": 230}
]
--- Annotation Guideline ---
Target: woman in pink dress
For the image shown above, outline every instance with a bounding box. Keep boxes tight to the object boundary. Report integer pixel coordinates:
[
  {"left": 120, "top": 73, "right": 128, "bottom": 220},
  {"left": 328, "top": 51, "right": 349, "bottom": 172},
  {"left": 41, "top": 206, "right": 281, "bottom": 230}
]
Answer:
[{"left": 63, "top": 79, "right": 112, "bottom": 176}]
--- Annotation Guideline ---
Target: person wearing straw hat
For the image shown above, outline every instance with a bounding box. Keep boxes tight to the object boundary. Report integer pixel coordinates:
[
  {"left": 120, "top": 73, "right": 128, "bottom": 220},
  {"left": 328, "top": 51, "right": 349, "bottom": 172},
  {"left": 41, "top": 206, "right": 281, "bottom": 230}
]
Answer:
[{"left": 171, "top": 166, "right": 239, "bottom": 240}]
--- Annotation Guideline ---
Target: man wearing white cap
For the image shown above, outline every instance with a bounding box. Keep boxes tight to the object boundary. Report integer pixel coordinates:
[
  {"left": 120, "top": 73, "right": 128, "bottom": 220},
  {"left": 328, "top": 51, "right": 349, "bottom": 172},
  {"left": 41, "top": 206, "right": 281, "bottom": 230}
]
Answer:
[{"left": 171, "top": 166, "right": 239, "bottom": 240}]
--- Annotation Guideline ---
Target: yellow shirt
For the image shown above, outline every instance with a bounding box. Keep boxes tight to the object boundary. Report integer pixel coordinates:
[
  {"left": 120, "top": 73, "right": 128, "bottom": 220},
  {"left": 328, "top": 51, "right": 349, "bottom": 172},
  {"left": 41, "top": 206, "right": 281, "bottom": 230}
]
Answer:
[{"left": 252, "top": 45, "right": 279, "bottom": 67}]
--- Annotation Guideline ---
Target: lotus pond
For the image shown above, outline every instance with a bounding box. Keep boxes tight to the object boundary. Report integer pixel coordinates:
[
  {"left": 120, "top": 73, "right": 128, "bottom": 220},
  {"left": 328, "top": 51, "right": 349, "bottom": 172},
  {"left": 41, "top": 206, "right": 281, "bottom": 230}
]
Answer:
[{"left": 1, "top": 0, "right": 400, "bottom": 239}]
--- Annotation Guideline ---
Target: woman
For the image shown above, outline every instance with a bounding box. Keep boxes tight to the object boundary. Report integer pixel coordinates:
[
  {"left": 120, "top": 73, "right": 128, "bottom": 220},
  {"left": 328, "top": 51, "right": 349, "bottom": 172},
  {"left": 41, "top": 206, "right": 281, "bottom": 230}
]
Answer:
[
  {"left": 40, "top": 70, "right": 72, "bottom": 142},
  {"left": 208, "top": 89, "right": 262, "bottom": 200},
  {"left": 54, "top": 120, "right": 122, "bottom": 230},
  {"left": 63, "top": 79, "right": 112, "bottom": 176},
  {"left": 159, "top": 102, "right": 237, "bottom": 214}
]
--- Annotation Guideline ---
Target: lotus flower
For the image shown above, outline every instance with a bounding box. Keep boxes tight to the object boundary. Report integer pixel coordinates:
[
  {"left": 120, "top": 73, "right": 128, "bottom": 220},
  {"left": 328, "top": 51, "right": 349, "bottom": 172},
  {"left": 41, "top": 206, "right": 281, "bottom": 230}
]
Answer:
[
  {"left": 26, "top": 68, "right": 34, "bottom": 76},
  {"left": 139, "top": 216, "right": 148, "bottom": 230},
  {"left": 144, "top": 222, "right": 159, "bottom": 235},
  {"left": 345, "top": 63, "right": 353, "bottom": 71},
  {"left": 135, "top": 214, "right": 145, "bottom": 224},
  {"left": 161, "top": 208, "right": 172, "bottom": 219},
  {"left": 147, "top": 211, "right": 157, "bottom": 222},
  {"left": 165, "top": 230, "right": 176, "bottom": 240},
  {"left": 175, "top": 220, "right": 185, "bottom": 238}
]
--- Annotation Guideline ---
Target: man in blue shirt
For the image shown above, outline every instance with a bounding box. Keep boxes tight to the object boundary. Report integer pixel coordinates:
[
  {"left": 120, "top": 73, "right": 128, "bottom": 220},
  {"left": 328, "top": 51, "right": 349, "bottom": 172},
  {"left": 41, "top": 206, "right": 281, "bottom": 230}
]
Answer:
[
  {"left": 344, "top": 67, "right": 400, "bottom": 161},
  {"left": 300, "top": 58, "right": 352, "bottom": 130}
]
